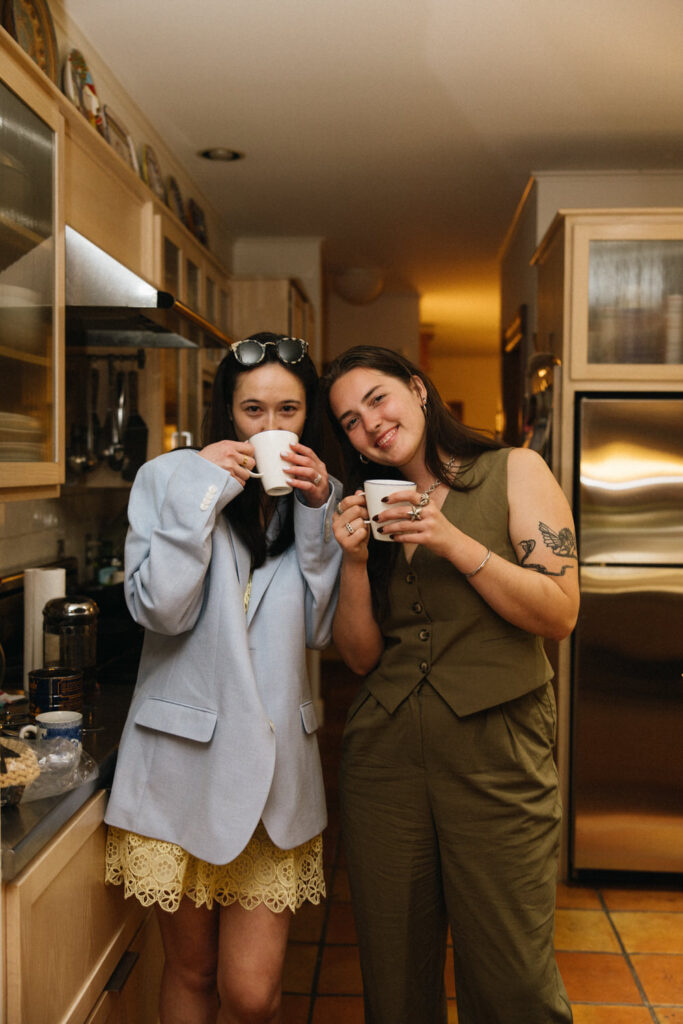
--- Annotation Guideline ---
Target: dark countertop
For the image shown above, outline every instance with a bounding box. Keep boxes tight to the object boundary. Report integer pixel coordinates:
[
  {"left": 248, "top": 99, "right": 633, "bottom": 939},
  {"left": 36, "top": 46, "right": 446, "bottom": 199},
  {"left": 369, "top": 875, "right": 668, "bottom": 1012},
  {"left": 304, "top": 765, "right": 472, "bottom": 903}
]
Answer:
[{"left": 1, "top": 680, "right": 135, "bottom": 881}]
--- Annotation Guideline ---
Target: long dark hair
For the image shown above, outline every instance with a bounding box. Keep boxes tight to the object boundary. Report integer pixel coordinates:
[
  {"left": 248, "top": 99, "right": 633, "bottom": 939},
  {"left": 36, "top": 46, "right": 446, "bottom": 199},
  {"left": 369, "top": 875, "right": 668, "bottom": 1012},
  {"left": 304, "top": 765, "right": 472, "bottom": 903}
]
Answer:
[
  {"left": 205, "top": 332, "right": 321, "bottom": 568},
  {"left": 321, "top": 345, "right": 504, "bottom": 614}
]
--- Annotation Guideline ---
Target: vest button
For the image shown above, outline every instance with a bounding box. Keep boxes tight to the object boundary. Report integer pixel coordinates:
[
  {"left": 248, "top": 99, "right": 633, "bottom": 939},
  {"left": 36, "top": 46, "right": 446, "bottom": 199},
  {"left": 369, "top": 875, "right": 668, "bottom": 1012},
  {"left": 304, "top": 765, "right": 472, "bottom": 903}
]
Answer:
[
  {"left": 418, "top": 629, "right": 430, "bottom": 641},
  {"left": 406, "top": 572, "right": 416, "bottom": 584},
  {"left": 412, "top": 602, "right": 423, "bottom": 614},
  {"left": 420, "top": 661, "right": 429, "bottom": 674}
]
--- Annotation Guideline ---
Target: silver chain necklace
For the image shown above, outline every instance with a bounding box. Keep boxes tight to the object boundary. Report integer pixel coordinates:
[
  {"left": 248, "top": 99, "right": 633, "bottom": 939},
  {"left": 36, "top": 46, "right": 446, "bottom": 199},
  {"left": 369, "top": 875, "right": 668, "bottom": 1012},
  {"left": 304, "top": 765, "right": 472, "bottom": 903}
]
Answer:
[{"left": 420, "top": 454, "right": 456, "bottom": 501}]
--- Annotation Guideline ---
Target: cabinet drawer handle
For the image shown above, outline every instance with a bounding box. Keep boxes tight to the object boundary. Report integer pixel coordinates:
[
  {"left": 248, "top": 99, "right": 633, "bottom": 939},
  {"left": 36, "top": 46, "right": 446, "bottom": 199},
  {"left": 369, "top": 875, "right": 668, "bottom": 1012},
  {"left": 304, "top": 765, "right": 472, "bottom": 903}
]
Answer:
[{"left": 105, "top": 950, "right": 139, "bottom": 993}]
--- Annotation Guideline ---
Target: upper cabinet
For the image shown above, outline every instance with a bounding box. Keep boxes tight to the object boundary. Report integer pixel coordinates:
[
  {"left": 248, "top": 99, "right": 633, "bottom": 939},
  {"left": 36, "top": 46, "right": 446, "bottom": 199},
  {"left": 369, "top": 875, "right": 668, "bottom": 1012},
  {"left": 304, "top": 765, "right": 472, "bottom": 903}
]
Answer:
[
  {"left": 231, "top": 277, "right": 314, "bottom": 343},
  {"left": 152, "top": 211, "right": 231, "bottom": 453},
  {"left": 0, "top": 57, "right": 65, "bottom": 500},
  {"left": 533, "top": 209, "right": 683, "bottom": 382}
]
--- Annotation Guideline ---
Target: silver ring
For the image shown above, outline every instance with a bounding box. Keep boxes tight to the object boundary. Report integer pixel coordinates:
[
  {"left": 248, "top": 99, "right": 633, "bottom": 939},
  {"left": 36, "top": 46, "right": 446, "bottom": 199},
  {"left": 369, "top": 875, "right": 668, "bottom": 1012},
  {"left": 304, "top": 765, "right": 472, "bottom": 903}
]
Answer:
[
  {"left": 409, "top": 505, "right": 422, "bottom": 521},
  {"left": 336, "top": 502, "right": 344, "bottom": 515},
  {"left": 345, "top": 522, "right": 354, "bottom": 535},
  {"left": 313, "top": 472, "right": 322, "bottom": 486},
  {"left": 418, "top": 492, "right": 430, "bottom": 507}
]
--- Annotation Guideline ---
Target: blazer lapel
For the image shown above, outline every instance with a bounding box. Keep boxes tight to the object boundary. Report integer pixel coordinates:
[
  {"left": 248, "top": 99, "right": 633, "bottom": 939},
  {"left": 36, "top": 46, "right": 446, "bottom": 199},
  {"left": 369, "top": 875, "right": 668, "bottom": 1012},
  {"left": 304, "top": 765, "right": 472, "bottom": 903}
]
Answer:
[
  {"left": 225, "top": 520, "right": 252, "bottom": 603},
  {"left": 245, "top": 556, "right": 282, "bottom": 625}
]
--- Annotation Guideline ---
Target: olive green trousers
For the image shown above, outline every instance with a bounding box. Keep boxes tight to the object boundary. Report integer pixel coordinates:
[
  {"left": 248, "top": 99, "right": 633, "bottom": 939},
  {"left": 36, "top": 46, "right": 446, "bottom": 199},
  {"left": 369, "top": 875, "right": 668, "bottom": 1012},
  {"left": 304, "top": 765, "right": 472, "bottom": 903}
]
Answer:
[{"left": 339, "top": 681, "right": 573, "bottom": 1024}]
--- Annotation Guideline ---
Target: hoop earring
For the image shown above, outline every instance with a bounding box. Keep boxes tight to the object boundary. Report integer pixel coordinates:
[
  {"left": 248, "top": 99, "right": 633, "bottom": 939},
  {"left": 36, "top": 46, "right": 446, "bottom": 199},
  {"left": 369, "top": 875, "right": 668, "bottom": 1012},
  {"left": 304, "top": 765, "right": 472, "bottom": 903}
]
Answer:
[
  {"left": 359, "top": 453, "right": 369, "bottom": 464},
  {"left": 421, "top": 399, "right": 428, "bottom": 416}
]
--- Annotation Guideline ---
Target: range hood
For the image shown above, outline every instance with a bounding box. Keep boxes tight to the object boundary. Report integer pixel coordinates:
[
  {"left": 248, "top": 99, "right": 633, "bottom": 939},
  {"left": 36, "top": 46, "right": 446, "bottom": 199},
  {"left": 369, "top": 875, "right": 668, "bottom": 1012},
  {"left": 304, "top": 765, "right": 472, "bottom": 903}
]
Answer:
[{"left": 65, "top": 226, "right": 231, "bottom": 349}]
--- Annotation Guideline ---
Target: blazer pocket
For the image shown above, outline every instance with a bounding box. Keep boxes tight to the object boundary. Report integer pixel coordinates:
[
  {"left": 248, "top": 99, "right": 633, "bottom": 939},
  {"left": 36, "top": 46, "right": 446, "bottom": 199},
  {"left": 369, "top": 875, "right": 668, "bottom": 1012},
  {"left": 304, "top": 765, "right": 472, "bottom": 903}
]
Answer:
[
  {"left": 134, "top": 696, "right": 217, "bottom": 743},
  {"left": 300, "top": 700, "right": 319, "bottom": 735}
]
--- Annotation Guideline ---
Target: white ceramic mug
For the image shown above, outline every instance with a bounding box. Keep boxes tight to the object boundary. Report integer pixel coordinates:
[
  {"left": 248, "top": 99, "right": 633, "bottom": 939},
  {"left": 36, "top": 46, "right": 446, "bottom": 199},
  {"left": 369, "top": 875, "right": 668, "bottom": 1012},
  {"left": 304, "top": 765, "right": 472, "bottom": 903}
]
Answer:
[
  {"left": 248, "top": 430, "right": 298, "bottom": 496},
  {"left": 363, "top": 479, "right": 416, "bottom": 541},
  {"left": 20, "top": 710, "right": 83, "bottom": 751}
]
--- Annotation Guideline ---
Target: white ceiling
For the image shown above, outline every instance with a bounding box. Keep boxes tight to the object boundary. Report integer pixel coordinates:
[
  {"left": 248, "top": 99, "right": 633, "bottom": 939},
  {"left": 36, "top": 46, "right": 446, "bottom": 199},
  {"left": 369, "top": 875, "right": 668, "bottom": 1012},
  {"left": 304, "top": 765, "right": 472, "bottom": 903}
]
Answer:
[{"left": 62, "top": 0, "right": 683, "bottom": 353}]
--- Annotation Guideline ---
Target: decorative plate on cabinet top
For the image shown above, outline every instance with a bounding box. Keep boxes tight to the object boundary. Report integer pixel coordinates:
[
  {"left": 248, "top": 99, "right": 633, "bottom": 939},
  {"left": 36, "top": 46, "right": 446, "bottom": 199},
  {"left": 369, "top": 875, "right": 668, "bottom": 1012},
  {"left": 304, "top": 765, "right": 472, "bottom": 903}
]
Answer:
[
  {"left": 102, "top": 106, "right": 139, "bottom": 174},
  {"left": 63, "top": 49, "right": 107, "bottom": 137},
  {"left": 186, "top": 198, "right": 209, "bottom": 248},
  {"left": 166, "top": 176, "right": 184, "bottom": 222},
  {"left": 141, "top": 144, "right": 166, "bottom": 203},
  {"left": 2, "top": 0, "right": 58, "bottom": 83}
]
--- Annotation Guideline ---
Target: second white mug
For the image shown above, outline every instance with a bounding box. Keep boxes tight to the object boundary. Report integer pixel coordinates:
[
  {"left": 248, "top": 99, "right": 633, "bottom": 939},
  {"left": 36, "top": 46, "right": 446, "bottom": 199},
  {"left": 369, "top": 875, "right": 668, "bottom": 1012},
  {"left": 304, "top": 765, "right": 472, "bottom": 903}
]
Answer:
[{"left": 363, "top": 479, "right": 415, "bottom": 541}]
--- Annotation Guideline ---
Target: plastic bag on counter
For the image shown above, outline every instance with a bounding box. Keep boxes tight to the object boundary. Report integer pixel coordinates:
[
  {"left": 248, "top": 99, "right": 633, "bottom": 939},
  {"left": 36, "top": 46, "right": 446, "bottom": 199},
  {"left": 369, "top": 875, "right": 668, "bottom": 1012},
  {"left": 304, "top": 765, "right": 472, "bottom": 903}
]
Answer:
[{"left": 18, "top": 738, "right": 98, "bottom": 802}]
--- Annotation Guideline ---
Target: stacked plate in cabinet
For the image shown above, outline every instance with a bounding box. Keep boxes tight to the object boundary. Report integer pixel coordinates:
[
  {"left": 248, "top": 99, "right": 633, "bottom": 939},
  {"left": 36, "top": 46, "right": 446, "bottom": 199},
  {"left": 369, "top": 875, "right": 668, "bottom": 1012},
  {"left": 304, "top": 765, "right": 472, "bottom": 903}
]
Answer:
[{"left": 0, "top": 412, "right": 44, "bottom": 461}]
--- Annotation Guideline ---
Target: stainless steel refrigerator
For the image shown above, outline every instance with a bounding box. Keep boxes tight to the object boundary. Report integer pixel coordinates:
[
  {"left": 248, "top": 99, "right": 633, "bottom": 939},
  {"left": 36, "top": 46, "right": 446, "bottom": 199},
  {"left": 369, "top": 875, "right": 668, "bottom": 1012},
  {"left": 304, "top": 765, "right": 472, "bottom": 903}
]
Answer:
[{"left": 571, "top": 393, "right": 683, "bottom": 875}]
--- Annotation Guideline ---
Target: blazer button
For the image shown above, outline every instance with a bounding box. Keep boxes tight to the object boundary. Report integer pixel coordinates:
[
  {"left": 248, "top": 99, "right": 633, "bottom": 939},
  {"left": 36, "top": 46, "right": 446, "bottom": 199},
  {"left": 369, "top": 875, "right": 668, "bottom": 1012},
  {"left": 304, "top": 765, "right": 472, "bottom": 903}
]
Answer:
[
  {"left": 406, "top": 572, "right": 416, "bottom": 584},
  {"left": 412, "top": 601, "right": 423, "bottom": 614},
  {"left": 418, "top": 629, "right": 430, "bottom": 641},
  {"left": 420, "top": 661, "right": 429, "bottom": 674}
]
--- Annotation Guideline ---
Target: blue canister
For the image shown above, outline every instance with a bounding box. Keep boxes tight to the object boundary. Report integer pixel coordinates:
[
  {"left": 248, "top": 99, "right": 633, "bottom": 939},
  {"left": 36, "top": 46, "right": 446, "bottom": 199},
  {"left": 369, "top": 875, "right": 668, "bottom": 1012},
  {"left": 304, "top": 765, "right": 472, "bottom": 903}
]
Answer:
[{"left": 28, "top": 666, "right": 83, "bottom": 717}]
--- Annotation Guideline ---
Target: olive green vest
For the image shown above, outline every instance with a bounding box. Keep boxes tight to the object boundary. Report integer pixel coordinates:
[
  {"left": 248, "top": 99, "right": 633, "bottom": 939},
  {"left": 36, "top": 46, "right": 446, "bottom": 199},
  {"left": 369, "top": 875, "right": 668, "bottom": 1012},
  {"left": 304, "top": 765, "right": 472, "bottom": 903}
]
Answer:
[{"left": 364, "top": 448, "right": 553, "bottom": 717}]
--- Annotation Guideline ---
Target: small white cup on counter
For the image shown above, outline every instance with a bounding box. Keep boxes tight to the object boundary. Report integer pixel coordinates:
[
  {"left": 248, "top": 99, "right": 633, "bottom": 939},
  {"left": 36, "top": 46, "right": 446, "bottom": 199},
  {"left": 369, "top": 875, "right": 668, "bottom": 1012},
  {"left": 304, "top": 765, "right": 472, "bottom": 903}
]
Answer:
[
  {"left": 20, "top": 710, "right": 83, "bottom": 752},
  {"left": 363, "top": 479, "right": 415, "bottom": 541}
]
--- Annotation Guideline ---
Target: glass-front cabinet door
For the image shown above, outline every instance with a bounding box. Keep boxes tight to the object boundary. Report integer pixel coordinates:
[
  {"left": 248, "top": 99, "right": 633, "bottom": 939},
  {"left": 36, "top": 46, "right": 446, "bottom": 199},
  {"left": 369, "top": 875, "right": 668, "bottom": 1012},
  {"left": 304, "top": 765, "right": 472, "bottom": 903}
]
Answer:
[
  {"left": 0, "top": 67, "right": 64, "bottom": 496},
  {"left": 563, "top": 211, "right": 683, "bottom": 381}
]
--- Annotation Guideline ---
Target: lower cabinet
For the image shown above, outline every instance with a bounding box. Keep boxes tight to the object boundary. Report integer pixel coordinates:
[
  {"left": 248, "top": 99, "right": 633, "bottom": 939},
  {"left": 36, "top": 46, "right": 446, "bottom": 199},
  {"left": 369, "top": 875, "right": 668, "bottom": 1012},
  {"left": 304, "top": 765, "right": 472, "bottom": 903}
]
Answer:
[{"left": 3, "top": 790, "right": 164, "bottom": 1024}]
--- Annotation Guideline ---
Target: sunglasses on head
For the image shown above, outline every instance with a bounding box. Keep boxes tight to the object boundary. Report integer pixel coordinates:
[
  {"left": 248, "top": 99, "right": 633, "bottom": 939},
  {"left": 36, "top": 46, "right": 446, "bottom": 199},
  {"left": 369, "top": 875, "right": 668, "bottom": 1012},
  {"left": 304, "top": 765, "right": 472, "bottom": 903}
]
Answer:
[{"left": 230, "top": 336, "right": 309, "bottom": 366}]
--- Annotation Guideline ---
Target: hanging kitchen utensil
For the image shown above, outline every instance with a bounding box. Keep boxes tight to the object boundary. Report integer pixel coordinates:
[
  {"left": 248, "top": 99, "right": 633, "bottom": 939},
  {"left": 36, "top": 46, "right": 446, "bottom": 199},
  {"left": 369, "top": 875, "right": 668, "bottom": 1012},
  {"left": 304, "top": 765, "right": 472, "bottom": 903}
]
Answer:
[
  {"left": 122, "top": 369, "right": 148, "bottom": 481},
  {"left": 90, "top": 366, "right": 104, "bottom": 462},
  {"left": 66, "top": 364, "right": 89, "bottom": 474},
  {"left": 109, "top": 370, "right": 127, "bottom": 470},
  {"left": 101, "top": 357, "right": 116, "bottom": 463},
  {"left": 82, "top": 365, "right": 97, "bottom": 472}
]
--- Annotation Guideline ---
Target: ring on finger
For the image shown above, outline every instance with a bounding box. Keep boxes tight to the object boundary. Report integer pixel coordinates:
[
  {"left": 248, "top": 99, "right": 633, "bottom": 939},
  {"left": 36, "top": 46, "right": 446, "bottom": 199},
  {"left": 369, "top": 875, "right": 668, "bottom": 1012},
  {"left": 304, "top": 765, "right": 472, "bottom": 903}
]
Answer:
[
  {"left": 409, "top": 505, "right": 422, "bottom": 521},
  {"left": 345, "top": 522, "right": 354, "bottom": 535},
  {"left": 241, "top": 456, "right": 249, "bottom": 468},
  {"left": 336, "top": 502, "right": 344, "bottom": 515},
  {"left": 313, "top": 472, "right": 322, "bottom": 486}
]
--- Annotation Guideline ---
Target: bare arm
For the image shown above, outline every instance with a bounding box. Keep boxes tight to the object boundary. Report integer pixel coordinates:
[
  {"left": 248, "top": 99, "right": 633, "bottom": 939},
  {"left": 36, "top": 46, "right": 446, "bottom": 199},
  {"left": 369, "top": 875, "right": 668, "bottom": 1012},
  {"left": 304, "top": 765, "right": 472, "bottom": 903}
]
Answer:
[
  {"left": 331, "top": 491, "right": 384, "bottom": 674},
  {"left": 473, "top": 447, "right": 580, "bottom": 639}
]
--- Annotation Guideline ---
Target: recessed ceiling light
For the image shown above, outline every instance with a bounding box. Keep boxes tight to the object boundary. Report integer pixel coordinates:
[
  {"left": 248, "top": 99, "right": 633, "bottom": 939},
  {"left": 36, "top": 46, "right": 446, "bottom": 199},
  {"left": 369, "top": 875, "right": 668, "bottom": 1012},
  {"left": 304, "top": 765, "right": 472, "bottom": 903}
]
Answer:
[{"left": 198, "top": 147, "right": 244, "bottom": 162}]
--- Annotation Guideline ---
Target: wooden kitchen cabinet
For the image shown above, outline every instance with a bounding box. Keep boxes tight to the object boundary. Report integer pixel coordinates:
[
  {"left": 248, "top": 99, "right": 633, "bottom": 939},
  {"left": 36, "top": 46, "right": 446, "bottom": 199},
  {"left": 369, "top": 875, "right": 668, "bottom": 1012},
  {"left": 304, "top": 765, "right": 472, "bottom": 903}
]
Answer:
[
  {"left": 150, "top": 210, "right": 231, "bottom": 452},
  {"left": 533, "top": 208, "right": 683, "bottom": 383},
  {"left": 231, "top": 277, "right": 314, "bottom": 343},
  {"left": 84, "top": 911, "right": 164, "bottom": 1024},
  {"left": 2, "top": 789, "right": 163, "bottom": 1024},
  {"left": 0, "top": 43, "right": 65, "bottom": 501}
]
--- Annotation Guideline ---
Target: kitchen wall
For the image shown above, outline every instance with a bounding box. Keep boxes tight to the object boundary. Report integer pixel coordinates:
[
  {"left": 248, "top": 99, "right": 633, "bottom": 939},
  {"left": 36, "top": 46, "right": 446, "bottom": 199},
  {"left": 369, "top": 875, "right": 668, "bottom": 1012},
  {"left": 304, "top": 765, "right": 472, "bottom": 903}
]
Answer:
[{"left": 0, "top": 489, "right": 129, "bottom": 580}]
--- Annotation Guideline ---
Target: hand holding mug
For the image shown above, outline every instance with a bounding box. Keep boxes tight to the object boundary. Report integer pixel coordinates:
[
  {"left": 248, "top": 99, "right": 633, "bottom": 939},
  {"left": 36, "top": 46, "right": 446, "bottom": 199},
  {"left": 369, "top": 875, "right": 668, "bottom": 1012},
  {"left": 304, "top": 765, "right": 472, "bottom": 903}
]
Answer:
[
  {"left": 281, "top": 441, "right": 329, "bottom": 507},
  {"left": 199, "top": 439, "right": 255, "bottom": 486},
  {"left": 333, "top": 491, "right": 370, "bottom": 559}
]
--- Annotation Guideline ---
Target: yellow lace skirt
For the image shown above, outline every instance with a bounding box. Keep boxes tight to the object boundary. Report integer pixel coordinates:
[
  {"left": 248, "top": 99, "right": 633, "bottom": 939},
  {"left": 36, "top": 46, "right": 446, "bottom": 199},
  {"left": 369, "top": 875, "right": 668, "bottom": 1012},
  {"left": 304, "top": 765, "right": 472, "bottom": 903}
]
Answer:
[{"left": 105, "top": 821, "right": 325, "bottom": 914}]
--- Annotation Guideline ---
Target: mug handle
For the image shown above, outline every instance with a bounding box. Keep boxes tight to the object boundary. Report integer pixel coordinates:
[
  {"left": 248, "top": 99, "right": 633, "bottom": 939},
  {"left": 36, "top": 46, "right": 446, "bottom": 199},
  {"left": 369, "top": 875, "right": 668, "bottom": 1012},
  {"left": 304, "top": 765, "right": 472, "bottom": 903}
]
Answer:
[{"left": 19, "top": 724, "right": 38, "bottom": 740}]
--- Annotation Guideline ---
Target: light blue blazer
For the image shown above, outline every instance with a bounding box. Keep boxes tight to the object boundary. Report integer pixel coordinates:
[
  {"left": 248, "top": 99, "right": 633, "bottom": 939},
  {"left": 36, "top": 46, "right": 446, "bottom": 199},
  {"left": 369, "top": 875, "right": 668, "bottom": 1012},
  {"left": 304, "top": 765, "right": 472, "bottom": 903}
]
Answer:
[{"left": 104, "top": 449, "right": 342, "bottom": 865}]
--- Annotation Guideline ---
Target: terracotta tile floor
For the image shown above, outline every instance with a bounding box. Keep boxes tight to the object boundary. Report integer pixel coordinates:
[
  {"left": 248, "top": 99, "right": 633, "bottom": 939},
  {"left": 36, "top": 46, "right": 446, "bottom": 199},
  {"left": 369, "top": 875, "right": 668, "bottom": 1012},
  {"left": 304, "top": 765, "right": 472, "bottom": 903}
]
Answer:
[{"left": 282, "top": 662, "right": 683, "bottom": 1023}]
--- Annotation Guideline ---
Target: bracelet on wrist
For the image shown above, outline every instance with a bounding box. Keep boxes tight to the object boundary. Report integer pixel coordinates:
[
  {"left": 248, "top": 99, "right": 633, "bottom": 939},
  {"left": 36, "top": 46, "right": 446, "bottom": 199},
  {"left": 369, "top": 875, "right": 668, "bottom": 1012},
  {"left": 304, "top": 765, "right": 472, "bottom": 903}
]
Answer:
[{"left": 464, "top": 548, "right": 491, "bottom": 579}]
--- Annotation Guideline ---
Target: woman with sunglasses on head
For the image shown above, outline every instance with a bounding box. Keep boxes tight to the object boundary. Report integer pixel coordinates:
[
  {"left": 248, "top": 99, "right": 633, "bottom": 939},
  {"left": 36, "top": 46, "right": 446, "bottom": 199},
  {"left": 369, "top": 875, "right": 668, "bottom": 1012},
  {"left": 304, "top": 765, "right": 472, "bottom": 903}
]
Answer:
[
  {"left": 105, "top": 333, "right": 342, "bottom": 1024},
  {"left": 321, "top": 346, "right": 579, "bottom": 1024}
]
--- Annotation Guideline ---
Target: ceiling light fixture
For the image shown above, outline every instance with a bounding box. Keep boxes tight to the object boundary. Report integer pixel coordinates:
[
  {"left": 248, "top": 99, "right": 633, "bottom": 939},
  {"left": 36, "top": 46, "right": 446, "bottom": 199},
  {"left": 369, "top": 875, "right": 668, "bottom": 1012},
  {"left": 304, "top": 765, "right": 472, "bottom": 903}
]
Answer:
[
  {"left": 333, "top": 266, "right": 385, "bottom": 305},
  {"left": 198, "top": 147, "right": 244, "bottom": 162}
]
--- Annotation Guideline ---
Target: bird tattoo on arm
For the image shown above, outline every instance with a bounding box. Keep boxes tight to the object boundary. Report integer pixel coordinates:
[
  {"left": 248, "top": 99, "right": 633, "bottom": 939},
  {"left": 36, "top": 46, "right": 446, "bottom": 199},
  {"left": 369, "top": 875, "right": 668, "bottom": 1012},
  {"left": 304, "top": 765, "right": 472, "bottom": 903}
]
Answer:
[{"left": 519, "top": 522, "right": 577, "bottom": 576}]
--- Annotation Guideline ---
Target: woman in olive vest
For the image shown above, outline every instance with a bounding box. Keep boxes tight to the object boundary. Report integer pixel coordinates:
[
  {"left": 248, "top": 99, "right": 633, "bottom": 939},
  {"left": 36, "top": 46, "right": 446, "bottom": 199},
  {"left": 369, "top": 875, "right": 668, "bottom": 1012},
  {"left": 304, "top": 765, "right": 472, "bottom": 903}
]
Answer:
[{"left": 322, "top": 346, "right": 579, "bottom": 1024}]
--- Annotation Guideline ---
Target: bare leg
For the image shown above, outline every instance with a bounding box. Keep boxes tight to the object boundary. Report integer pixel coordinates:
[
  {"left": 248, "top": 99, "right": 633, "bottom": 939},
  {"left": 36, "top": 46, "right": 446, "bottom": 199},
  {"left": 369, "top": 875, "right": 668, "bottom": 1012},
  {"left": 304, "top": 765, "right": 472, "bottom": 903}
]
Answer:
[
  {"left": 156, "top": 899, "right": 220, "bottom": 1024},
  {"left": 216, "top": 902, "right": 292, "bottom": 1024}
]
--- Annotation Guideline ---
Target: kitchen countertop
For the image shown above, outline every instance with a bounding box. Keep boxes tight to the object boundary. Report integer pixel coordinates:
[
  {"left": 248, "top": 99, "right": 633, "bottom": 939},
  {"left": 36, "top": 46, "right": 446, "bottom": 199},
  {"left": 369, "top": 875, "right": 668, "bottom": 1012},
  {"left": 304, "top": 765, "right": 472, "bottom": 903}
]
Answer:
[{"left": 1, "top": 680, "right": 135, "bottom": 881}]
